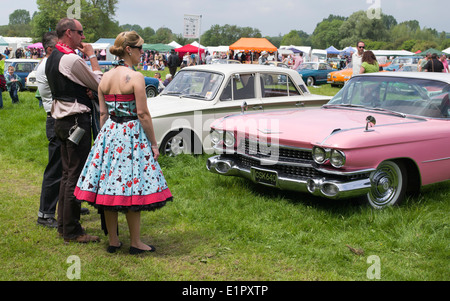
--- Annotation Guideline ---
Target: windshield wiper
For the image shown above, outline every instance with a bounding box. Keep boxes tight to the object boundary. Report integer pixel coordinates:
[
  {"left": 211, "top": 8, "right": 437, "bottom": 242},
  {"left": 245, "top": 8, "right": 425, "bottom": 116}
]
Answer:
[
  {"left": 324, "top": 104, "right": 406, "bottom": 118},
  {"left": 180, "top": 94, "right": 205, "bottom": 99},
  {"left": 162, "top": 92, "right": 182, "bottom": 96},
  {"left": 323, "top": 104, "right": 366, "bottom": 109},
  {"left": 368, "top": 107, "right": 406, "bottom": 118}
]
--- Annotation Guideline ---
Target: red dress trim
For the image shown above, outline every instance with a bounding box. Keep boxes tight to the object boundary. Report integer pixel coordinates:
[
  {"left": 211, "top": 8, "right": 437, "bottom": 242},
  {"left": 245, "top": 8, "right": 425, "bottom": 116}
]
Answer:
[
  {"left": 104, "top": 94, "right": 135, "bottom": 103},
  {"left": 74, "top": 186, "right": 172, "bottom": 207}
]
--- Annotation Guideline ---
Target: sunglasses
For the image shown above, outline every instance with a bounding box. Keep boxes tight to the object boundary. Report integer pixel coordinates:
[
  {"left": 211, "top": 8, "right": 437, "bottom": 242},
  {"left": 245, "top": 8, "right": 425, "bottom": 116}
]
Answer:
[
  {"left": 70, "top": 29, "right": 84, "bottom": 36},
  {"left": 358, "top": 46, "right": 365, "bottom": 49},
  {"left": 129, "top": 45, "right": 143, "bottom": 51}
]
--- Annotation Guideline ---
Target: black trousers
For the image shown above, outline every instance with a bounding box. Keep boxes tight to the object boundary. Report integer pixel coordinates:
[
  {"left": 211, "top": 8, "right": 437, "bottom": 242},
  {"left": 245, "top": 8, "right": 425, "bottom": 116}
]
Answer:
[
  {"left": 54, "top": 113, "right": 92, "bottom": 239},
  {"left": 169, "top": 66, "right": 177, "bottom": 78},
  {"left": 38, "top": 116, "right": 62, "bottom": 219}
]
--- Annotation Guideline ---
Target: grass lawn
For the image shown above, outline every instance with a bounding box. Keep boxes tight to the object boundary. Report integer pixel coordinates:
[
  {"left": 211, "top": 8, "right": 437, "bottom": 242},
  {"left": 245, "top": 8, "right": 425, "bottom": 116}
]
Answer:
[{"left": 0, "top": 84, "right": 448, "bottom": 284}]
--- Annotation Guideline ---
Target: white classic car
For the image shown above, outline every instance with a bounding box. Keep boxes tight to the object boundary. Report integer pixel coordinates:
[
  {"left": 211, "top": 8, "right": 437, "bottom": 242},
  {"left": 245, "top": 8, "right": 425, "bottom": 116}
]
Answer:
[{"left": 147, "top": 64, "right": 332, "bottom": 156}]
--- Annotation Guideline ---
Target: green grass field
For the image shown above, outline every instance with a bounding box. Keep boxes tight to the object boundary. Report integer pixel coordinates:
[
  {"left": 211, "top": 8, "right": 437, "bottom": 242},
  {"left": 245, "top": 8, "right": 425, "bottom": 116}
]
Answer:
[{"left": 0, "top": 85, "right": 448, "bottom": 282}]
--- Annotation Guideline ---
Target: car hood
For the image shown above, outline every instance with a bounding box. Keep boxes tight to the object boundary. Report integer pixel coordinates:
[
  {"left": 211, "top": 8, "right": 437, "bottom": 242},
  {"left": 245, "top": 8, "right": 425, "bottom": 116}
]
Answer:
[
  {"left": 213, "top": 107, "right": 435, "bottom": 150},
  {"left": 148, "top": 95, "right": 213, "bottom": 118}
]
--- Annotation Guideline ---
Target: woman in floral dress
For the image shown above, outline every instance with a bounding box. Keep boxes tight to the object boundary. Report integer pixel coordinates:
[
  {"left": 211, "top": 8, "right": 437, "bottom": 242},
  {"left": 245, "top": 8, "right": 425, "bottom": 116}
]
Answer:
[{"left": 75, "top": 31, "right": 172, "bottom": 254}]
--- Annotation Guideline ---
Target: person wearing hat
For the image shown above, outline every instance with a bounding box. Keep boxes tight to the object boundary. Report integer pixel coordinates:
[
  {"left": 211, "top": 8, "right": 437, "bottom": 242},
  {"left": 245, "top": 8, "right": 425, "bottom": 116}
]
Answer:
[{"left": 259, "top": 51, "right": 269, "bottom": 65}]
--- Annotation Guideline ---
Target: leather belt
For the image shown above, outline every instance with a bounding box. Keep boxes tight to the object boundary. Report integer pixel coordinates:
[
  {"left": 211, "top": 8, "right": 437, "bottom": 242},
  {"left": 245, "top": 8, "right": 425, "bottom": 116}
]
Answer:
[{"left": 110, "top": 115, "right": 138, "bottom": 123}]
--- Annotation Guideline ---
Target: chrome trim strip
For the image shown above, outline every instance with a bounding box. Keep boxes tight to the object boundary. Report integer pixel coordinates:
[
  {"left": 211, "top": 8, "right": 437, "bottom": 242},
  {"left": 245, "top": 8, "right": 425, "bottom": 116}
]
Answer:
[{"left": 423, "top": 157, "right": 450, "bottom": 163}]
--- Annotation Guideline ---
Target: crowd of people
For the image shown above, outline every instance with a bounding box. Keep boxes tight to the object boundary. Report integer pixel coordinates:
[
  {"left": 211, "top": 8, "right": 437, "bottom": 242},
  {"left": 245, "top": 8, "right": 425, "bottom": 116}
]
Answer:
[{"left": 3, "top": 46, "right": 44, "bottom": 59}]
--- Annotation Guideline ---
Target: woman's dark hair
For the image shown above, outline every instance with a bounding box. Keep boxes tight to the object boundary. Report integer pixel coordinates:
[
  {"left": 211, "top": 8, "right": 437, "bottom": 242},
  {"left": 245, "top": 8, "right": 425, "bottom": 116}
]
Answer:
[{"left": 362, "top": 50, "right": 377, "bottom": 65}]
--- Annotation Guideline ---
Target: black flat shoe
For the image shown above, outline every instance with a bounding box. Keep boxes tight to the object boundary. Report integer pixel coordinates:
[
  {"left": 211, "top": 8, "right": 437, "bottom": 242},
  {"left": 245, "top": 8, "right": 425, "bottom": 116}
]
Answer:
[
  {"left": 107, "top": 242, "right": 122, "bottom": 253},
  {"left": 129, "top": 244, "right": 156, "bottom": 255}
]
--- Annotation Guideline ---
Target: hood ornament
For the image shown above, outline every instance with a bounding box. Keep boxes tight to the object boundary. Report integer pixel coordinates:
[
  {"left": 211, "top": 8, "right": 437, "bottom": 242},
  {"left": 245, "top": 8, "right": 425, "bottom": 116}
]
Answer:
[{"left": 365, "top": 115, "right": 376, "bottom": 132}]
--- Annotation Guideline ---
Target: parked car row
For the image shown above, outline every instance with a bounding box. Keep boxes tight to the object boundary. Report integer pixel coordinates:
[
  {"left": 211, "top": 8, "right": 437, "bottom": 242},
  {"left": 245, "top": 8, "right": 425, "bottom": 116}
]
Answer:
[
  {"left": 15, "top": 60, "right": 450, "bottom": 210},
  {"left": 327, "top": 56, "right": 425, "bottom": 87}
]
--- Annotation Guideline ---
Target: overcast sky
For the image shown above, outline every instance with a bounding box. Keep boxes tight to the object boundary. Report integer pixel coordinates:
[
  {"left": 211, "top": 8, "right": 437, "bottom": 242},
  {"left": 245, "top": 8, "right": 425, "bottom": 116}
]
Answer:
[{"left": 1, "top": 0, "right": 448, "bottom": 37}]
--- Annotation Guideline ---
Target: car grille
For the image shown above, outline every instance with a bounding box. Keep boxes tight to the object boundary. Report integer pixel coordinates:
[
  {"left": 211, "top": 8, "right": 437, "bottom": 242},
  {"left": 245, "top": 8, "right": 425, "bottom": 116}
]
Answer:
[
  {"left": 235, "top": 138, "right": 319, "bottom": 179},
  {"left": 233, "top": 138, "right": 368, "bottom": 181},
  {"left": 240, "top": 138, "right": 312, "bottom": 161}
]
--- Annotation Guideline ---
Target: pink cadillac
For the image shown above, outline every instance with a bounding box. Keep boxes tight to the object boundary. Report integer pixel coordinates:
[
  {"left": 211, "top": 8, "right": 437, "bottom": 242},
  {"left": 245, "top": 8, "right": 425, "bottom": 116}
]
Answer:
[{"left": 207, "top": 72, "right": 450, "bottom": 209}]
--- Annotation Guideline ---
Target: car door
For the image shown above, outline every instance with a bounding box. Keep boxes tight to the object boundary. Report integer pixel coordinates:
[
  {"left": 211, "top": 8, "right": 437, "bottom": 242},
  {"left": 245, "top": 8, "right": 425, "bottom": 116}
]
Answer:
[
  {"left": 214, "top": 73, "right": 264, "bottom": 119},
  {"left": 259, "top": 71, "right": 328, "bottom": 111},
  {"left": 317, "top": 63, "right": 329, "bottom": 84}
]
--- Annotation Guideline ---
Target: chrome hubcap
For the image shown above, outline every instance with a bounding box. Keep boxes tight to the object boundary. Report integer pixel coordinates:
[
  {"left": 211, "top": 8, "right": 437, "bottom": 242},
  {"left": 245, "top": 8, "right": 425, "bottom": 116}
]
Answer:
[
  {"left": 165, "top": 136, "right": 185, "bottom": 156},
  {"left": 369, "top": 163, "right": 400, "bottom": 207}
]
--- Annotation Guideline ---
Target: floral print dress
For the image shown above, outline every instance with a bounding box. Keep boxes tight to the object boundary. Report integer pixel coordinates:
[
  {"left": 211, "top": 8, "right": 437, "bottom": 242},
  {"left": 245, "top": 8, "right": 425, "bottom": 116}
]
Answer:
[{"left": 74, "top": 94, "right": 172, "bottom": 212}]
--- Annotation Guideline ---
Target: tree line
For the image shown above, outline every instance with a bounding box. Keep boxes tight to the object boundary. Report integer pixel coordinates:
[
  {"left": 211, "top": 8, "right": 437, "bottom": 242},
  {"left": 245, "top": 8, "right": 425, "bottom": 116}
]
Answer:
[{"left": 1, "top": 1, "right": 449, "bottom": 52}]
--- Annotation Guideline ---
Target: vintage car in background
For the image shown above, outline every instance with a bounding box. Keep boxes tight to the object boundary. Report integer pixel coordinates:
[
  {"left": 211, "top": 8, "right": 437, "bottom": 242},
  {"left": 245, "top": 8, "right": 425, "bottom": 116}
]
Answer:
[
  {"left": 296, "top": 62, "right": 337, "bottom": 86},
  {"left": 5, "top": 59, "right": 40, "bottom": 91},
  {"left": 397, "top": 63, "right": 419, "bottom": 72},
  {"left": 207, "top": 72, "right": 450, "bottom": 209},
  {"left": 327, "top": 62, "right": 353, "bottom": 87},
  {"left": 268, "top": 61, "right": 290, "bottom": 69},
  {"left": 384, "top": 56, "right": 421, "bottom": 71},
  {"left": 25, "top": 63, "right": 40, "bottom": 91},
  {"left": 327, "top": 57, "right": 391, "bottom": 87},
  {"left": 147, "top": 64, "right": 332, "bottom": 156}
]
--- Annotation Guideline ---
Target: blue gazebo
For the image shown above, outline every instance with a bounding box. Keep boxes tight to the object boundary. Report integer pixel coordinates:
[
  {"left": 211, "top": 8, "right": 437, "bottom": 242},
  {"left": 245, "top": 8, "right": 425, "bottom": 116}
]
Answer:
[{"left": 326, "top": 46, "right": 340, "bottom": 55}]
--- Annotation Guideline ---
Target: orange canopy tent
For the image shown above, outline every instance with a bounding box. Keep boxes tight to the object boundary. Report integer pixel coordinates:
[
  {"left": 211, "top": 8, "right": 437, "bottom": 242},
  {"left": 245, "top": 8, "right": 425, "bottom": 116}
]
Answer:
[{"left": 229, "top": 38, "right": 277, "bottom": 53}]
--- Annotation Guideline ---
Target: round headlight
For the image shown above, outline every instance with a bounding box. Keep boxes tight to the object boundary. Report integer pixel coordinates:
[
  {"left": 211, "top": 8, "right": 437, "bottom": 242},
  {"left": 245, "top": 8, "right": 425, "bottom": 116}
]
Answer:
[
  {"left": 224, "top": 131, "right": 236, "bottom": 147},
  {"left": 312, "top": 147, "right": 327, "bottom": 164},
  {"left": 210, "top": 130, "right": 221, "bottom": 145},
  {"left": 330, "top": 150, "right": 346, "bottom": 168}
]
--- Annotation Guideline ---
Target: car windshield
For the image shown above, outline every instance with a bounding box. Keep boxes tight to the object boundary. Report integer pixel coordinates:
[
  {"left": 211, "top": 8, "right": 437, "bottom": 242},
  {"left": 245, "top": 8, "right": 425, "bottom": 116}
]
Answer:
[
  {"left": 160, "top": 70, "right": 224, "bottom": 100},
  {"left": 326, "top": 76, "right": 450, "bottom": 118},
  {"left": 298, "top": 63, "right": 318, "bottom": 70}
]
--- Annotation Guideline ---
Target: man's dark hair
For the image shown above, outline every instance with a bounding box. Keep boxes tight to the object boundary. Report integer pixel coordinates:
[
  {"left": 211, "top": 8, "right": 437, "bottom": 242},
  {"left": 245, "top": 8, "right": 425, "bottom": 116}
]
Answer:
[
  {"left": 42, "top": 31, "right": 58, "bottom": 50},
  {"left": 56, "top": 18, "right": 76, "bottom": 39}
]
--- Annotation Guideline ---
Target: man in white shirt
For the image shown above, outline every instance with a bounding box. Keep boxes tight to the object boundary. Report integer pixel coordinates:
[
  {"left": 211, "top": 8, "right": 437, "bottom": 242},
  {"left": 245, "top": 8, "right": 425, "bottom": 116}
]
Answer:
[
  {"left": 36, "top": 31, "right": 60, "bottom": 228},
  {"left": 352, "top": 41, "right": 365, "bottom": 76}
]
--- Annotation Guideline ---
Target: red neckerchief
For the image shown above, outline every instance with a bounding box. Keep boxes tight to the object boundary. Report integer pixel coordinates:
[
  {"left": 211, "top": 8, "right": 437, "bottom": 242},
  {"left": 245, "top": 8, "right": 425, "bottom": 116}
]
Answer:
[{"left": 55, "top": 42, "right": 76, "bottom": 54}]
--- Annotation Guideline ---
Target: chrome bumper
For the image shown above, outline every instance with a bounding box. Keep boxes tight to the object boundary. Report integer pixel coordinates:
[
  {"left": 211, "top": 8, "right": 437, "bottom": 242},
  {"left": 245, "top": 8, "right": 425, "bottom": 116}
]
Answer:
[{"left": 206, "top": 155, "right": 372, "bottom": 200}]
